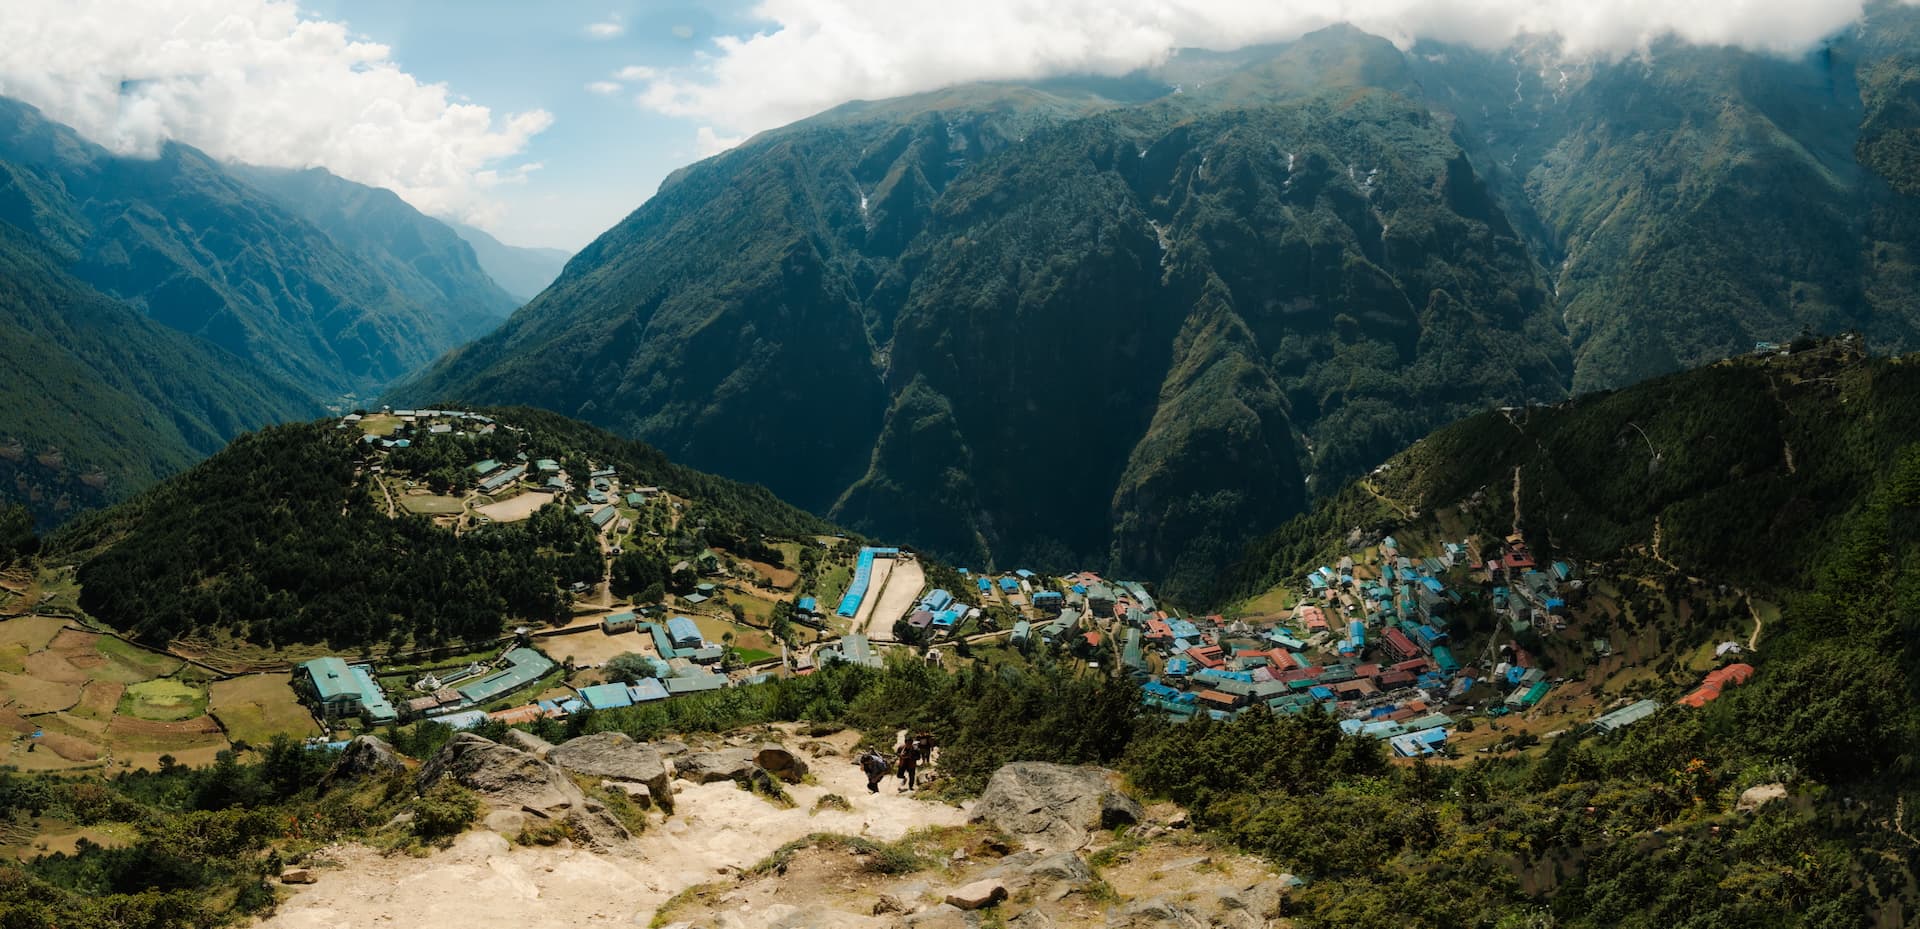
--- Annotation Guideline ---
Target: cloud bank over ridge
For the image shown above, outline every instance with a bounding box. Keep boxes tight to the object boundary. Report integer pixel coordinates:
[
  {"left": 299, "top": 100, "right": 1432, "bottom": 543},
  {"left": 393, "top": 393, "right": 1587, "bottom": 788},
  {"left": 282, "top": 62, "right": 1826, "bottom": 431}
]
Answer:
[
  {"left": 638, "top": 0, "right": 1908, "bottom": 143},
  {"left": 0, "top": 0, "right": 551, "bottom": 228}
]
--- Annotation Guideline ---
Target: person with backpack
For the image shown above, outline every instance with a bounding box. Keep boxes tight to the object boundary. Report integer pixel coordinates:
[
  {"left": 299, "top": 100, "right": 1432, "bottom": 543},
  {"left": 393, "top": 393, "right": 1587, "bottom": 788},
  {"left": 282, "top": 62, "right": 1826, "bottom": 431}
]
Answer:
[
  {"left": 858, "top": 750, "right": 891, "bottom": 793},
  {"left": 896, "top": 742, "right": 919, "bottom": 790}
]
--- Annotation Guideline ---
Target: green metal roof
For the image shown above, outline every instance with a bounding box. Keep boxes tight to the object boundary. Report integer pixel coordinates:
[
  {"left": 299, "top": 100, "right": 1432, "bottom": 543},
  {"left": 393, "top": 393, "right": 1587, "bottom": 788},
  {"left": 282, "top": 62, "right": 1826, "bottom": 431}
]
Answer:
[
  {"left": 455, "top": 648, "right": 555, "bottom": 705},
  {"left": 299, "top": 657, "right": 357, "bottom": 701}
]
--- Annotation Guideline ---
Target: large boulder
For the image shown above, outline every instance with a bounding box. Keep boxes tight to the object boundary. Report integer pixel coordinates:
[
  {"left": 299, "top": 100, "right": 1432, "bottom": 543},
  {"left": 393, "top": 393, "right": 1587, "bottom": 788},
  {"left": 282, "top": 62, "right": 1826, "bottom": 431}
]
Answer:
[
  {"left": 674, "top": 747, "right": 762, "bottom": 784},
  {"left": 755, "top": 743, "right": 810, "bottom": 784},
  {"left": 548, "top": 732, "right": 675, "bottom": 812},
  {"left": 972, "top": 763, "right": 1143, "bottom": 851},
  {"left": 319, "top": 735, "right": 406, "bottom": 791},
  {"left": 503, "top": 728, "right": 555, "bottom": 758},
  {"left": 415, "top": 733, "right": 634, "bottom": 850},
  {"left": 1736, "top": 782, "right": 1790, "bottom": 813}
]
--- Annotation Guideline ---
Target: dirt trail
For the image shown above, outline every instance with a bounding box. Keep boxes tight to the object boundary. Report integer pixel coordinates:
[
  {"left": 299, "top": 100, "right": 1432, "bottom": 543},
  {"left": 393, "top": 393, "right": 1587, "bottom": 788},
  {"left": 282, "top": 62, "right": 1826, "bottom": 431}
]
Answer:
[
  {"left": 1510, "top": 466, "right": 1523, "bottom": 536},
  {"left": 257, "top": 729, "right": 968, "bottom": 929}
]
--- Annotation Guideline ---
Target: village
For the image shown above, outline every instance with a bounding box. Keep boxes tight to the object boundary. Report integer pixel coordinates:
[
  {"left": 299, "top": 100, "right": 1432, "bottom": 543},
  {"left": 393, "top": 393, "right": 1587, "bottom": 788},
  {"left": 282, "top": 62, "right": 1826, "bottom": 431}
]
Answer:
[{"left": 2, "top": 406, "right": 1752, "bottom": 764}]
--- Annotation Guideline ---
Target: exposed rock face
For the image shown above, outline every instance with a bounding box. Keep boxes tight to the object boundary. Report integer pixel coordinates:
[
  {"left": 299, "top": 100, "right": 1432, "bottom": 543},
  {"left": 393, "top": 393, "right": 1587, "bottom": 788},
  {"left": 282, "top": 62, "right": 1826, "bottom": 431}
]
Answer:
[
  {"left": 1024, "top": 852, "right": 1093, "bottom": 886},
  {"left": 503, "top": 728, "right": 555, "bottom": 758},
  {"left": 415, "top": 733, "right": 634, "bottom": 850},
  {"left": 675, "top": 747, "right": 763, "bottom": 784},
  {"left": 972, "top": 763, "right": 1143, "bottom": 851},
  {"left": 755, "top": 744, "right": 810, "bottom": 784},
  {"left": 1737, "top": 782, "right": 1790, "bottom": 812},
  {"left": 279, "top": 867, "right": 316, "bottom": 884},
  {"left": 1107, "top": 897, "right": 1206, "bottom": 928},
  {"left": 548, "top": 732, "right": 675, "bottom": 812},
  {"left": 320, "top": 735, "right": 406, "bottom": 791}
]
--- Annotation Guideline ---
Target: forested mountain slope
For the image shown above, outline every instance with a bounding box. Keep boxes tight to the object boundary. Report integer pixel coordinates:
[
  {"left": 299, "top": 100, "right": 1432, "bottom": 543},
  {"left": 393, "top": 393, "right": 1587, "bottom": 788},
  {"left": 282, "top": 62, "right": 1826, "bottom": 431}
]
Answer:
[
  {"left": 47, "top": 409, "right": 834, "bottom": 651},
  {"left": 401, "top": 29, "right": 1572, "bottom": 596},
  {"left": 228, "top": 165, "right": 520, "bottom": 339},
  {"left": 0, "top": 96, "right": 506, "bottom": 399},
  {"left": 407, "top": 11, "right": 1920, "bottom": 598},
  {"left": 0, "top": 221, "right": 313, "bottom": 529},
  {"left": 1207, "top": 338, "right": 1918, "bottom": 925}
]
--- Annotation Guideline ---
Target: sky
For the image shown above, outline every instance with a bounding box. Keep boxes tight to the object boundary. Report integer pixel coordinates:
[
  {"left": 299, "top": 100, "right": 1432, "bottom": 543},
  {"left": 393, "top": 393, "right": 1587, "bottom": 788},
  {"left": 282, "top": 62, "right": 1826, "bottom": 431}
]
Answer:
[{"left": 0, "top": 0, "right": 1906, "bottom": 251}]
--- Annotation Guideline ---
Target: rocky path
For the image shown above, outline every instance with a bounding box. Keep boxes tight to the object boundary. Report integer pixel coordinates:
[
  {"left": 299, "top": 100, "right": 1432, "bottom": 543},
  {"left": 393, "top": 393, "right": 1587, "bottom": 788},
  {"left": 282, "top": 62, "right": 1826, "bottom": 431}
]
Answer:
[{"left": 256, "top": 728, "right": 967, "bottom": 929}]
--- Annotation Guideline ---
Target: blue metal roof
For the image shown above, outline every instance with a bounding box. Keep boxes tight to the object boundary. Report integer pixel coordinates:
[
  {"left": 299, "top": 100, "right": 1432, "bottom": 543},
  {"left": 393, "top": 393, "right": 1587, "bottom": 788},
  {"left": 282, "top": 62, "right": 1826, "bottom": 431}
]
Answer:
[
  {"left": 579, "top": 683, "right": 634, "bottom": 710},
  {"left": 666, "top": 615, "right": 702, "bottom": 645}
]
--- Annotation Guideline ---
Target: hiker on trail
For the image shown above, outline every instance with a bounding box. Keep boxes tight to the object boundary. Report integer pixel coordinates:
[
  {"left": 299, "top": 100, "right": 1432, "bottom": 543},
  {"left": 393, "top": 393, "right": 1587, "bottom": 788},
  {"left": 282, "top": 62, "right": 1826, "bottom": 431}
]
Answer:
[
  {"left": 858, "top": 751, "right": 891, "bottom": 794},
  {"left": 896, "top": 743, "right": 919, "bottom": 790},
  {"left": 914, "top": 733, "right": 937, "bottom": 775}
]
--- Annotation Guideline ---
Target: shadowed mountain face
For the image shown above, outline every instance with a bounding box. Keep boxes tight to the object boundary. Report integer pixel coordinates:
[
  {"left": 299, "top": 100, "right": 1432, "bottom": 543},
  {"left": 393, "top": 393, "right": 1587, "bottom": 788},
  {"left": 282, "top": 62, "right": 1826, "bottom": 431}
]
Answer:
[
  {"left": 403, "top": 16, "right": 1920, "bottom": 597},
  {"left": 0, "top": 220, "right": 314, "bottom": 529}
]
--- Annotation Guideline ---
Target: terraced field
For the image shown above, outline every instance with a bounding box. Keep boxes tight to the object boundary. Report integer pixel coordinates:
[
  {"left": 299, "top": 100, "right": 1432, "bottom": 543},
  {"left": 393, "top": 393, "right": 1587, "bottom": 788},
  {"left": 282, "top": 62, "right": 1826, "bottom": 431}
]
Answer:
[{"left": 0, "top": 616, "right": 233, "bottom": 770}]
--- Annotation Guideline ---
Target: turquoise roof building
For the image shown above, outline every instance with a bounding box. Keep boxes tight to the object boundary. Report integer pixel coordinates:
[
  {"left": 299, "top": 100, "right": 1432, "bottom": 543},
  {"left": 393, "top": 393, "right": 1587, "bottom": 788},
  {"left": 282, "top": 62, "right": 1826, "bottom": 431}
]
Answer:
[
  {"left": 455, "top": 648, "right": 554, "bottom": 706},
  {"left": 294, "top": 657, "right": 396, "bottom": 724}
]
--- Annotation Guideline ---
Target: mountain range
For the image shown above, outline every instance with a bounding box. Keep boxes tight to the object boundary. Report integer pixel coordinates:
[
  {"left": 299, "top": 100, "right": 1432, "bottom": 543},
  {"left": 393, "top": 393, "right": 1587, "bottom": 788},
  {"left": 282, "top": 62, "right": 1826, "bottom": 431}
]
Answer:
[
  {"left": 400, "top": 9, "right": 1920, "bottom": 597},
  {"left": 0, "top": 96, "right": 556, "bottom": 527}
]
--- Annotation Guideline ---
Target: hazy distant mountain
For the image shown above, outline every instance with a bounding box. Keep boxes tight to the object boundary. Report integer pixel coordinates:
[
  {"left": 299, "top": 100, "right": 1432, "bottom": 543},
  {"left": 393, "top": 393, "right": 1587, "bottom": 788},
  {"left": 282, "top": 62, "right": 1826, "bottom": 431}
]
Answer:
[
  {"left": 228, "top": 164, "right": 521, "bottom": 338},
  {"left": 0, "top": 96, "right": 505, "bottom": 399},
  {"left": 403, "top": 13, "right": 1920, "bottom": 597},
  {"left": 449, "top": 221, "right": 572, "bottom": 303}
]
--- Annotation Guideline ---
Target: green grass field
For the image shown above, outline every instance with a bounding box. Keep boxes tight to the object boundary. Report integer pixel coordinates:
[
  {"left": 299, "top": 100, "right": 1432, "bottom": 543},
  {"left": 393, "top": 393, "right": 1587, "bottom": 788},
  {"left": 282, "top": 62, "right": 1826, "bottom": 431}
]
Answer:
[
  {"left": 118, "top": 678, "right": 208, "bottom": 721},
  {"left": 92, "top": 635, "right": 184, "bottom": 683},
  {"left": 730, "top": 647, "right": 776, "bottom": 664},
  {"left": 401, "top": 494, "right": 466, "bottom": 515},
  {"left": 208, "top": 674, "right": 319, "bottom": 745},
  {"left": 816, "top": 562, "right": 851, "bottom": 608}
]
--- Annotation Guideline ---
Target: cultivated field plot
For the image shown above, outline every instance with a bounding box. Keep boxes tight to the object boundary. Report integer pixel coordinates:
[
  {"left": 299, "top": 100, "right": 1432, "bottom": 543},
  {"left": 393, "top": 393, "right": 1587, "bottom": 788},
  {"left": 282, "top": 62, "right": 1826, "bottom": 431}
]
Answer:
[
  {"left": 0, "top": 615, "right": 66, "bottom": 672},
  {"left": 209, "top": 674, "right": 319, "bottom": 746},
  {"left": 0, "top": 618, "right": 231, "bottom": 770},
  {"left": 119, "top": 678, "right": 207, "bottom": 721}
]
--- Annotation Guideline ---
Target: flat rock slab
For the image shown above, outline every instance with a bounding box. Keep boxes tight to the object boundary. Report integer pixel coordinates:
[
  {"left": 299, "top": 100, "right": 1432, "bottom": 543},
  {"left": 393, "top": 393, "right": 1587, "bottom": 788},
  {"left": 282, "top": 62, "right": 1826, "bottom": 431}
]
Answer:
[{"left": 945, "top": 880, "right": 1008, "bottom": 910}]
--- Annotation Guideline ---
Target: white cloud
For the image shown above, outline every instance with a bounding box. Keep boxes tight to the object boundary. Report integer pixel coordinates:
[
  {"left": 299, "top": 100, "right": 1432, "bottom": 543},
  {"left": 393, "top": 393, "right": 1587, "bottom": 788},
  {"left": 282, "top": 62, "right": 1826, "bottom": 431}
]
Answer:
[
  {"left": 0, "top": 0, "right": 550, "bottom": 228},
  {"left": 587, "top": 16, "right": 624, "bottom": 39},
  {"left": 586, "top": 80, "right": 623, "bottom": 95},
  {"left": 694, "top": 126, "right": 746, "bottom": 156},
  {"left": 636, "top": 0, "right": 1908, "bottom": 139},
  {"left": 614, "top": 65, "right": 658, "bottom": 81},
  {"left": 671, "top": 24, "right": 695, "bottom": 39}
]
